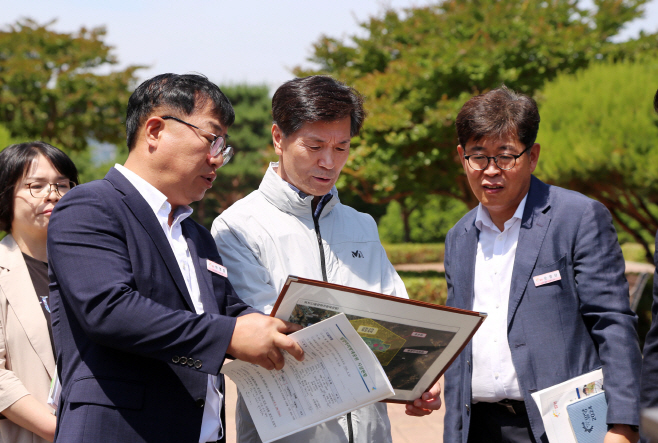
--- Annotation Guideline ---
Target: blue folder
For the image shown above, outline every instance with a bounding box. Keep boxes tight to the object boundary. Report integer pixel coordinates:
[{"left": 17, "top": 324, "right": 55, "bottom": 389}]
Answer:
[{"left": 566, "top": 392, "right": 608, "bottom": 443}]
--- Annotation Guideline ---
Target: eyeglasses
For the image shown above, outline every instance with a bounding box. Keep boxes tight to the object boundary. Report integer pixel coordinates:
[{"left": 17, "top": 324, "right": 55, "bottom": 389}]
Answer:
[
  {"left": 26, "top": 181, "right": 76, "bottom": 198},
  {"left": 463, "top": 145, "right": 532, "bottom": 171},
  {"left": 161, "top": 116, "right": 233, "bottom": 167}
]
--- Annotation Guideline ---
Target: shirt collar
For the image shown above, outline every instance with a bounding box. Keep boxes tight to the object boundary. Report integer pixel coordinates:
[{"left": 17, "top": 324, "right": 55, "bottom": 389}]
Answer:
[
  {"left": 475, "top": 193, "right": 528, "bottom": 233},
  {"left": 279, "top": 169, "right": 334, "bottom": 219},
  {"left": 114, "top": 164, "right": 193, "bottom": 225}
]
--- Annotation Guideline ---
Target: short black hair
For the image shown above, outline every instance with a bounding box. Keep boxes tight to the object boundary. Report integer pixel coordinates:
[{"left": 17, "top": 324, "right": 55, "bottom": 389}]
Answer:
[
  {"left": 125, "top": 73, "right": 235, "bottom": 150},
  {"left": 456, "top": 85, "right": 540, "bottom": 150},
  {"left": 272, "top": 75, "right": 365, "bottom": 137},
  {"left": 0, "top": 141, "right": 79, "bottom": 232}
]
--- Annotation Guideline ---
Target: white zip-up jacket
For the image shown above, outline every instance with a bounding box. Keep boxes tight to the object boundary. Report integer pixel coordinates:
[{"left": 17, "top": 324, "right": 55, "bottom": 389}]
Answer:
[
  {"left": 212, "top": 163, "right": 408, "bottom": 314},
  {"left": 211, "top": 163, "right": 408, "bottom": 443}
]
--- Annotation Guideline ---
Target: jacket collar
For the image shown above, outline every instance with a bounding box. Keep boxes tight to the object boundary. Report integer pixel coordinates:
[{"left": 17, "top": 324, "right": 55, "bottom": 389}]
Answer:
[
  {"left": 258, "top": 162, "right": 339, "bottom": 221},
  {"left": 0, "top": 235, "right": 56, "bottom": 378},
  {"left": 453, "top": 175, "right": 552, "bottom": 316},
  {"left": 507, "top": 175, "right": 552, "bottom": 325},
  {"left": 104, "top": 167, "right": 195, "bottom": 311}
]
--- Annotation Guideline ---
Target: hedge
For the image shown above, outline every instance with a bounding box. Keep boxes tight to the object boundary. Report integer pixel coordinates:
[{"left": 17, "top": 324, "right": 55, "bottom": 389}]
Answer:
[
  {"left": 383, "top": 243, "right": 445, "bottom": 265},
  {"left": 398, "top": 271, "right": 447, "bottom": 305}
]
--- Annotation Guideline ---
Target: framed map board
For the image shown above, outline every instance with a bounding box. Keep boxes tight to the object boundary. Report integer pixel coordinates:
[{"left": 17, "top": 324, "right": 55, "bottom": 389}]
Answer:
[{"left": 270, "top": 276, "right": 486, "bottom": 404}]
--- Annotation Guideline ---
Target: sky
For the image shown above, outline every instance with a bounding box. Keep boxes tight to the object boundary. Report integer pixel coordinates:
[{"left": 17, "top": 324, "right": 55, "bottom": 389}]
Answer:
[{"left": 3, "top": 0, "right": 658, "bottom": 91}]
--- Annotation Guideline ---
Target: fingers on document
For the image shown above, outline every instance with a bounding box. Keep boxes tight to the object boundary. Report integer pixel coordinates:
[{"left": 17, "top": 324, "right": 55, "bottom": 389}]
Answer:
[{"left": 274, "top": 333, "right": 304, "bottom": 362}]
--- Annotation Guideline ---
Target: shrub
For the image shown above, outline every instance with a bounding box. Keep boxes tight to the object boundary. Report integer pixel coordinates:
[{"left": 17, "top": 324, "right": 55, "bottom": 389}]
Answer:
[
  {"left": 398, "top": 271, "right": 447, "bottom": 305},
  {"left": 622, "top": 242, "right": 655, "bottom": 263},
  {"left": 383, "top": 243, "right": 445, "bottom": 265}
]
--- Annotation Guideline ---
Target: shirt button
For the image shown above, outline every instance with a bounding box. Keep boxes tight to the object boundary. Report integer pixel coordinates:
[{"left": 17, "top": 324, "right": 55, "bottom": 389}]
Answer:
[
  {"left": 496, "top": 304, "right": 500, "bottom": 308},
  {"left": 196, "top": 398, "right": 205, "bottom": 408},
  {"left": 495, "top": 373, "right": 499, "bottom": 379}
]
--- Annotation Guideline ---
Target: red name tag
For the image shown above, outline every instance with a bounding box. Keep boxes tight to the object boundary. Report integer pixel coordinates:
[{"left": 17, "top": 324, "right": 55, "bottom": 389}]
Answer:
[{"left": 207, "top": 260, "right": 228, "bottom": 278}]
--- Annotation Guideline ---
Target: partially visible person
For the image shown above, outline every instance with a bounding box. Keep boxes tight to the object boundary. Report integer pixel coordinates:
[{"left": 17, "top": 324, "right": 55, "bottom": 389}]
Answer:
[
  {"left": 47, "top": 73, "right": 303, "bottom": 443},
  {"left": 0, "top": 142, "right": 78, "bottom": 443},
  {"left": 640, "top": 88, "right": 658, "bottom": 442},
  {"left": 443, "top": 86, "right": 641, "bottom": 443},
  {"left": 212, "top": 75, "right": 441, "bottom": 443}
]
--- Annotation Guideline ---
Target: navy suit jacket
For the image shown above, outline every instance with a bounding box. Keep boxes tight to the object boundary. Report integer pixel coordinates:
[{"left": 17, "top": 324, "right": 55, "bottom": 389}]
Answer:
[
  {"left": 443, "top": 176, "right": 642, "bottom": 443},
  {"left": 640, "top": 233, "right": 658, "bottom": 441},
  {"left": 48, "top": 168, "right": 259, "bottom": 443}
]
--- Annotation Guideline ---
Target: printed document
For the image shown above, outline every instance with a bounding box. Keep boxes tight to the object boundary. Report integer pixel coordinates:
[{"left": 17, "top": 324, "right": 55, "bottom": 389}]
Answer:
[
  {"left": 221, "top": 313, "right": 395, "bottom": 443},
  {"left": 531, "top": 369, "right": 604, "bottom": 443}
]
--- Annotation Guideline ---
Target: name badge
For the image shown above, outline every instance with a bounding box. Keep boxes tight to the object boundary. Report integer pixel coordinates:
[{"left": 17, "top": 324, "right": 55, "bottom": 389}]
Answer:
[
  {"left": 207, "top": 260, "right": 228, "bottom": 278},
  {"left": 533, "top": 270, "right": 561, "bottom": 287}
]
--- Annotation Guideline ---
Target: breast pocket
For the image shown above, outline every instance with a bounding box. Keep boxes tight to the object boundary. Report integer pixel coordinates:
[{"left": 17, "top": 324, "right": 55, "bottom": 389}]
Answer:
[{"left": 531, "top": 254, "right": 568, "bottom": 292}]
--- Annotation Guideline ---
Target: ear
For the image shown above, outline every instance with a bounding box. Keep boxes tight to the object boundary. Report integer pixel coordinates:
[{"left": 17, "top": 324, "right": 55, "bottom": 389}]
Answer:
[
  {"left": 144, "top": 116, "right": 166, "bottom": 150},
  {"left": 528, "top": 143, "right": 540, "bottom": 173},
  {"left": 272, "top": 124, "right": 284, "bottom": 156},
  {"left": 457, "top": 145, "right": 467, "bottom": 170}
]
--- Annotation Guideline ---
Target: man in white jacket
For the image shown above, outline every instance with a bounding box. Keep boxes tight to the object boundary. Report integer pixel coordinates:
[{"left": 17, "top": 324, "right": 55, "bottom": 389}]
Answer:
[{"left": 212, "top": 75, "right": 441, "bottom": 443}]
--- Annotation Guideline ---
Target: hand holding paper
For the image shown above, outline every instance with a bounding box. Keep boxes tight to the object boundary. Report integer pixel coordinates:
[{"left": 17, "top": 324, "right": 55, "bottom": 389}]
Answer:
[
  {"left": 221, "top": 313, "right": 395, "bottom": 443},
  {"left": 227, "top": 313, "right": 304, "bottom": 370}
]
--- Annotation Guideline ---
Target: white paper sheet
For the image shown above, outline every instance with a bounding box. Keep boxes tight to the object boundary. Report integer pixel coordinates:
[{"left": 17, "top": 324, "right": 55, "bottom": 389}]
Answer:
[
  {"left": 530, "top": 369, "right": 604, "bottom": 443},
  {"left": 221, "top": 313, "right": 395, "bottom": 443}
]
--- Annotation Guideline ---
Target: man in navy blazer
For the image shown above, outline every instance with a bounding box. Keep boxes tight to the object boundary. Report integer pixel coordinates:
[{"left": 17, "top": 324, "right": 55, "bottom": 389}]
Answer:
[
  {"left": 47, "top": 74, "right": 303, "bottom": 443},
  {"left": 640, "top": 89, "right": 658, "bottom": 441},
  {"left": 443, "top": 86, "right": 641, "bottom": 443}
]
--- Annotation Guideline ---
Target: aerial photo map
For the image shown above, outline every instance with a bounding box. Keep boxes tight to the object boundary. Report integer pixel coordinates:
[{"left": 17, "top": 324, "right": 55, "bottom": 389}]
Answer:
[{"left": 289, "top": 303, "right": 457, "bottom": 391}]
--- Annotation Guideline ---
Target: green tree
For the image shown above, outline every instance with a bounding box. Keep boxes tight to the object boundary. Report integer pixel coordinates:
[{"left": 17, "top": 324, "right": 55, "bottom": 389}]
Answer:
[
  {"left": 378, "top": 195, "right": 468, "bottom": 243},
  {"left": 192, "top": 84, "right": 275, "bottom": 228},
  {"left": 296, "top": 0, "right": 657, "bottom": 241},
  {"left": 0, "top": 124, "right": 16, "bottom": 148},
  {"left": 536, "top": 59, "right": 658, "bottom": 262},
  {"left": 0, "top": 18, "right": 142, "bottom": 152}
]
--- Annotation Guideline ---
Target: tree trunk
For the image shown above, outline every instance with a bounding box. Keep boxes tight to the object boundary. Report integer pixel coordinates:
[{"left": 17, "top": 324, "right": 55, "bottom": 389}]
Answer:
[{"left": 398, "top": 199, "right": 417, "bottom": 243}]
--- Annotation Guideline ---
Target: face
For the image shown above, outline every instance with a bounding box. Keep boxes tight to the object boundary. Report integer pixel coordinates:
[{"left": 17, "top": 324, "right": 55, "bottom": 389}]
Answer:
[
  {"left": 273, "top": 117, "right": 351, "bottom": 197},
  {"left": 12, "top": 154, "right": 68, "bottom": 240},
  {"left": 458, "top": 135, "right": 540, "bottom": 224},
  {"left": 148, "top": 103, "right": 227, "bottom": 208}
]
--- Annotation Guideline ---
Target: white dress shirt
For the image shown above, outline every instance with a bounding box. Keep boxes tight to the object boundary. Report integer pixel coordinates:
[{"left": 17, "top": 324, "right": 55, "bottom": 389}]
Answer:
[
  {"left": 115, "top": 164, "right": 223, "bottom": 442},
  {"left": 471, "top": 194, "right": 528, "bottom": 403}
]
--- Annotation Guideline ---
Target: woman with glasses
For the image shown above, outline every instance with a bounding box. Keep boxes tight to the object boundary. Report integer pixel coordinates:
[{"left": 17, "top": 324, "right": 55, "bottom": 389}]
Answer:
[{"left": 0, "top": 141, "right": 78, "bottom": 443}]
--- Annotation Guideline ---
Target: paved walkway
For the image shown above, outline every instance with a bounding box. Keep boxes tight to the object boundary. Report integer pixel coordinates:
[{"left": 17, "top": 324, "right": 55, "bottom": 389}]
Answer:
[{"left": 223, "top": 376, "right": 445, "bottom": 443}]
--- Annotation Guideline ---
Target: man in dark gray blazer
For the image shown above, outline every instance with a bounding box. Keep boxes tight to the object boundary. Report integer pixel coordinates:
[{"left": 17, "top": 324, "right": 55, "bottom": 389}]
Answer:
[
  {"left": 443, "top": 86, "right": 641, "bottom": 443},
  {"left": 640, "top": 88, "right": 658, "bottom": 441}
]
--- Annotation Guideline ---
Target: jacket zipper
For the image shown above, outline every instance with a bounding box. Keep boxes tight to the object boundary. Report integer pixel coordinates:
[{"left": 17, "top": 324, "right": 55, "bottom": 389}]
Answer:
[
  {"left": 312, "top": 204, "right": 354, "bottom": 442},
  {"left": 312, "top": 207, "right": 328, "bottom": 282}
]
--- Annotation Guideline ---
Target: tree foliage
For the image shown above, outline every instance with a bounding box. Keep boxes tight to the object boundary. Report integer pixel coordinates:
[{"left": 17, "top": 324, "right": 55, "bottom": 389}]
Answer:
[
  {"left": 192, "top": 84, "right": 275, "bottom": 228},
  {"left": 0, "top": 18, "right": 142, "bottom": 152},
  {"left": 536, "top": 59, "right": 658, "bottom": 261},
  {"left": 378, "top": 195, "right": 468, "bottom": 243},
  {"left": 296, "top": 0, "right": 658, "bottom": 241}
]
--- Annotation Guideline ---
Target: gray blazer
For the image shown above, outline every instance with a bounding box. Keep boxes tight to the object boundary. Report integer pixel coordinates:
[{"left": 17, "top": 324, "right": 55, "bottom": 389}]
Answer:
[{"left": 443, "top": 175, "right": 642, "bottom": 443}]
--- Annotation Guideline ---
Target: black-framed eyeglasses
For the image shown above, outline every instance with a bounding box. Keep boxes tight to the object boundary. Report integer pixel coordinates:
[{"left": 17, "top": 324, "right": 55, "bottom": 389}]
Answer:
[
  {"left": 26, "top": 181, "right": 76, "bottom": 198},
  {"left": 161, "top": 116, "right": 233, "bottom": 166},
  {"left": 463, "top": 145, "right": 532, "bottom": 171}
]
